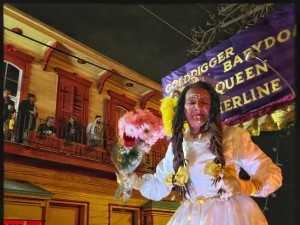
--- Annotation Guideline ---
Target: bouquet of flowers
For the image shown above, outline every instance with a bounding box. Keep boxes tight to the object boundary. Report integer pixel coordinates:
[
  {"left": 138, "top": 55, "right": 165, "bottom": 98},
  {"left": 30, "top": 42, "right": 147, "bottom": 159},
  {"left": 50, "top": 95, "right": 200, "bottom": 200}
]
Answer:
[{"left": 110, "top": 109, "right": 165, "bottom": 202}]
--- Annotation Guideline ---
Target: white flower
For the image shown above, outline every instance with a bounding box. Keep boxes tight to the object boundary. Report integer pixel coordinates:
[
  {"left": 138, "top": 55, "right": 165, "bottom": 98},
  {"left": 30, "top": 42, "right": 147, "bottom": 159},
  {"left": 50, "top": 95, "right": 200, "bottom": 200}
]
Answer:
[
  {"left": 136, "top": 141, "right": 151, "bottom": 153},
  {"left": 124, "top": 124, "right": 140, "bottom": 138}
]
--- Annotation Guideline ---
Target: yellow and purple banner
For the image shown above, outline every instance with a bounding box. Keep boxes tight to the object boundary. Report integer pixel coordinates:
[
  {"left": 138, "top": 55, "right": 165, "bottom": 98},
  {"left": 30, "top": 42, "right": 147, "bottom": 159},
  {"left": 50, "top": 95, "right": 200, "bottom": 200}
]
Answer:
[{"left": 161, "top": 4, "right": 295, "bottom": 125}]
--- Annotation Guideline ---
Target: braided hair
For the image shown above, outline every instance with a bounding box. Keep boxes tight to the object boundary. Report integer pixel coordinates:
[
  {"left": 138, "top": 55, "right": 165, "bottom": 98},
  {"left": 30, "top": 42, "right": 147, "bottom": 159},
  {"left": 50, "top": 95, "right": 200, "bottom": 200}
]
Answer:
[{"left": 171, "top": 81, "right": 225, "bottom": 199}]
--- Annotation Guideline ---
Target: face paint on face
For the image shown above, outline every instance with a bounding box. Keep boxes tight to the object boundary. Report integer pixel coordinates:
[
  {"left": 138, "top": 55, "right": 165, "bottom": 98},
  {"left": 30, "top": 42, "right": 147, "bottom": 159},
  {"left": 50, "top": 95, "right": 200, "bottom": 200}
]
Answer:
[
  {"left": 184, "top": 88, "right": 211, "bottom": 134},
  {"left": 184, "top": 94, "right": 211, "bottom": 109}
]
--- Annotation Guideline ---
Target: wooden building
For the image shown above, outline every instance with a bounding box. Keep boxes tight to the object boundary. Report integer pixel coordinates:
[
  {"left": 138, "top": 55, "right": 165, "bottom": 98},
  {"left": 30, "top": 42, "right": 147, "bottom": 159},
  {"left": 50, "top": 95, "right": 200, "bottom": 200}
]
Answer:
[{"left": 3, "top": 4, "right": 178, "bottom": 225}]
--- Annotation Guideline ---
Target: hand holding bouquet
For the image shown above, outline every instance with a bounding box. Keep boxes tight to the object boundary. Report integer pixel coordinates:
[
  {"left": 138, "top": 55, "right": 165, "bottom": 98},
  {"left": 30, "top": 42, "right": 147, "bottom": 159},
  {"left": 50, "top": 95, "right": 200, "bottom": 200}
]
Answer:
[{"left": 110, "top": 109, "right": 165, "bottom": 203}]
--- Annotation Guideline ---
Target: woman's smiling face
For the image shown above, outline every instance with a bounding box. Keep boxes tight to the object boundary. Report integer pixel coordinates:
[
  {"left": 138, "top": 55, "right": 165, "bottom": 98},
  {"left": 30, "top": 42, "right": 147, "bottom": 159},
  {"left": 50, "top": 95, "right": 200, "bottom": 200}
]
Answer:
[{"left": 184, "top": 87, "right": 211, "bottom": 134}]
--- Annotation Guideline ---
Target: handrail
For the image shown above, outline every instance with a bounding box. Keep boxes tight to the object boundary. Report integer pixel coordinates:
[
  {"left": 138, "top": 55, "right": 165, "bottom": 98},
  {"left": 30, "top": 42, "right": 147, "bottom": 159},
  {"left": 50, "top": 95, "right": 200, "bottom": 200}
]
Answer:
[{"left": 3, "top": 112, "right": 168, "bottom": 173}]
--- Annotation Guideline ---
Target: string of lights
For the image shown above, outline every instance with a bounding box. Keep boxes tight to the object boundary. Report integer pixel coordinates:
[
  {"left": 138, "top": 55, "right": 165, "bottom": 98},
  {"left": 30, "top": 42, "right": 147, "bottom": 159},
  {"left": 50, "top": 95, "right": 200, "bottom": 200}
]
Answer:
[
  {"left": 4, "top": 26, "right": 158, "bottom": 93},
  {"left": 138, "top": 4, "right": 196, "bottom": 44}
]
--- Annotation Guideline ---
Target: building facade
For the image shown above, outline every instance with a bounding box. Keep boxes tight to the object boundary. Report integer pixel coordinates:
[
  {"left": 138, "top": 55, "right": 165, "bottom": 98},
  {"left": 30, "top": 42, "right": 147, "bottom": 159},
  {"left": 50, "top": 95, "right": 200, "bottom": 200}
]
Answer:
[{"left": 3, "top": 4, "right": 178, "bottom": 225}]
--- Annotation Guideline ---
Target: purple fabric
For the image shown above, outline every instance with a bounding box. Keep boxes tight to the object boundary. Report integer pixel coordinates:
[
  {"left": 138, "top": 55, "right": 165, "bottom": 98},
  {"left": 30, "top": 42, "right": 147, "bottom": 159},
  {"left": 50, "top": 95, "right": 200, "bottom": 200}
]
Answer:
[
  {"left": 222, "top": 93, "right": 294, "bottom": 125},
  {"left": 161, "top": 4, "right": 295, "bottom": 123}
]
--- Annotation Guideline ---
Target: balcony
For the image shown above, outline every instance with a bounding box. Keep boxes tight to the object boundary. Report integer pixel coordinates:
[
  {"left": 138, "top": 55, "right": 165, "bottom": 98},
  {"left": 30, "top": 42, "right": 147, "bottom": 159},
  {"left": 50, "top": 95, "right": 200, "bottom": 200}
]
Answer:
[{"left": 3, "top": 114, "right": 169, "bottom": 178}]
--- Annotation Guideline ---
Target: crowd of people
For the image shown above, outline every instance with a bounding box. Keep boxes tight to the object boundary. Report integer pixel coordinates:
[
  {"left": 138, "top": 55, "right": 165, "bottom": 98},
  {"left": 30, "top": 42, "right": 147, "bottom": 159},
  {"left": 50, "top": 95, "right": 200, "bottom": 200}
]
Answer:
[{"left": 3, "top": 89, "right": 103, "bottom": 147}]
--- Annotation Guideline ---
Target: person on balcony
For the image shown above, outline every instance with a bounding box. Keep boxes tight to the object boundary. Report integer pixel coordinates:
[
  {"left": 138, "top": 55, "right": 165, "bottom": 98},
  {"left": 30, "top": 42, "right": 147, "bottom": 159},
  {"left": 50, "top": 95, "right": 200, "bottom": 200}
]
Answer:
[
  {"left": 37, "top": 116, "right": 57, "bottom": 138},
  {"left": 117, "top": 81, "right": 282, "bottom": 225},
  {"left": 63, "top": 115, "right": 82, "bottom": 145},
  {"left": 3, "top": 88, "right": 16, "bottom": 140},
  {"left": 86, "top": 115, "right": 101, "bottom": 147},
  {"left": 16, "top": 93, "right": 38, "bottom": 143}
]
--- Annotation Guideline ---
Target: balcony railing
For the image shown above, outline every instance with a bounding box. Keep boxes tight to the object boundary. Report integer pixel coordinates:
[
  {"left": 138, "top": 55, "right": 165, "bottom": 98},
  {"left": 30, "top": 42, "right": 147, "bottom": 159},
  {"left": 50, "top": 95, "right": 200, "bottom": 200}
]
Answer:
[{"left": 3, "top": 113, "right": 168, "bottom": 173}]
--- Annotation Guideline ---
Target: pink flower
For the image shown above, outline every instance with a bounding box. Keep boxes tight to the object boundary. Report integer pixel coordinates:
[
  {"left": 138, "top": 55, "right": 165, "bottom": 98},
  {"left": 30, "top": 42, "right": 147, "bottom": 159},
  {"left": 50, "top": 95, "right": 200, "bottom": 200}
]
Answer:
[{"left": 118, "top": 109, "right": 165, "bottom": 152}]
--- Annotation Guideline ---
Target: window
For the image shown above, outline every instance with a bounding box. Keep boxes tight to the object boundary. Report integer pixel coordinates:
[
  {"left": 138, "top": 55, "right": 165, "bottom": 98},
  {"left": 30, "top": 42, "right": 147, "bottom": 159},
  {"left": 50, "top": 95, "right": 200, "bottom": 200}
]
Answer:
[
  {"left": 3, "top": 61, "right": 22, "bottom": 110},
  {"left": 109, "top": 204, "right": 140, "bottom": 225},
  {"left": 4, "top": 44, "right": 34, "bottom": 102},
  {"left": 105, "top": 90, "right": 137, "bottom": 131},
  {"left": 55, "top": 67, "right": 92, "bottom": 139},
  {"left": 47, "top": 200, "right": 88, "bottom": 225},
  {"left": 115, "top": 106, "right": 128, "bottom": 139}
]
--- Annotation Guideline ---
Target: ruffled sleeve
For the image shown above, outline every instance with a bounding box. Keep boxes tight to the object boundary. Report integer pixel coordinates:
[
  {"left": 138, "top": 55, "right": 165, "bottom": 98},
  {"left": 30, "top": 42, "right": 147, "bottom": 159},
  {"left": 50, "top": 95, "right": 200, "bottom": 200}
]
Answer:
[
  {"left": 229, "top": 126, "right": 282, "bottom": 197},
  {"left": 139, "top": 143, "right": 174, "bottom": 201}
]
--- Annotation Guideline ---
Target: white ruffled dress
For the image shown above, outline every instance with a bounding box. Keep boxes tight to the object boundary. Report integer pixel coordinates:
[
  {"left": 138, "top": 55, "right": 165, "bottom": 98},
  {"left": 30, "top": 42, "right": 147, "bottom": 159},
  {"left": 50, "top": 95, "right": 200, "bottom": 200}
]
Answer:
[{"left": 139, "top": 125, "right": 282, "bottom": 225}]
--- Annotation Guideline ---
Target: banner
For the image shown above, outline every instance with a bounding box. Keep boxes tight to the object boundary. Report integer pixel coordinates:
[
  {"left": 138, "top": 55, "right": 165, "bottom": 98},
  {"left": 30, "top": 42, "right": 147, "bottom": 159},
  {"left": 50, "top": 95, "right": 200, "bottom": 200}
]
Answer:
[{"left": 161, "top": 4, "right": 295, "bottom": 123}]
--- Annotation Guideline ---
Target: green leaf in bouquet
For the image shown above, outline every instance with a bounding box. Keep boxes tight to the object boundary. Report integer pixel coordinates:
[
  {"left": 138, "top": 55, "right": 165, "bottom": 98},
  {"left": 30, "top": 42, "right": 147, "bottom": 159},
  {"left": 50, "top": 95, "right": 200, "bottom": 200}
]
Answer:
[
  {"left": 110, "top": 143, "right": 139, "bottom": 170},
  {"left": 119, "top": 147, "right": 139, "bottom": 170}
]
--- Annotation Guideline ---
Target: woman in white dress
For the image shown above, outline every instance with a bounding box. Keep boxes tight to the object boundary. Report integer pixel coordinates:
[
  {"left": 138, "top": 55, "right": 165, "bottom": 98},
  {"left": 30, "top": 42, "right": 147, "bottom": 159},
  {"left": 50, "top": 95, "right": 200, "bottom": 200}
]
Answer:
[{"left": 118, "top": 81, "right": 282, "bottom": 225}]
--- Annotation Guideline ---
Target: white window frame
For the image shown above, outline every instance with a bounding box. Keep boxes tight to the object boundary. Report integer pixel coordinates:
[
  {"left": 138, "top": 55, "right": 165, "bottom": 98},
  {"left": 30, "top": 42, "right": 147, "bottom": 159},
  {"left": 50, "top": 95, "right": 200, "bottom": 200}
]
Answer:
[{"left": 3, "top": 60, "right": 23, "bottom": 111}]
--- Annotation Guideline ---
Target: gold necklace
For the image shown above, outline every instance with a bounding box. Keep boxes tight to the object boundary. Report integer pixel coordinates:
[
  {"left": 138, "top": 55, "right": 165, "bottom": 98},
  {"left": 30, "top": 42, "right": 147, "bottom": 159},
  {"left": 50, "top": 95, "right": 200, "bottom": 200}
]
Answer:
[{"left": 189, "top": 131, "right": 200, "bottom": 141}]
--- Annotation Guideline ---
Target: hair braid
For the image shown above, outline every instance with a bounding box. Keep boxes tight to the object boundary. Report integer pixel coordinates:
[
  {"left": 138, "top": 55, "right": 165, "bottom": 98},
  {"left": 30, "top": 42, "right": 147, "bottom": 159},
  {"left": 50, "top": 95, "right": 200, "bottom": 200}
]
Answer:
[
  {"left": 203, "top": 122, "right": 225, "bottom": 166},
  {"left": 171, "top": 92, "right": 190, "bottom": 199}
]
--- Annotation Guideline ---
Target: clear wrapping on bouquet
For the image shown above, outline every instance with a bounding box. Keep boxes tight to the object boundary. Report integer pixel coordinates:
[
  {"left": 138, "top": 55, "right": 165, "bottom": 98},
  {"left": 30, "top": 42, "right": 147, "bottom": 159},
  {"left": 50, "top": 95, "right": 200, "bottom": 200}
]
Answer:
[
  {"left": 110, "top": 109, "right": 165, "bottom": 203},
  {"left": 110, "top": 139, "right": 144, "bottom": 202}
]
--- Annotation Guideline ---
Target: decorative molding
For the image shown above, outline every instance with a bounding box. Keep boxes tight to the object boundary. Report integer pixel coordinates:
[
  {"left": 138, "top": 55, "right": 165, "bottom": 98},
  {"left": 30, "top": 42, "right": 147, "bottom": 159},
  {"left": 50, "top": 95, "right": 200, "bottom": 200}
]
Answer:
[
  {"left": 141, "top": 90, "right": 156, "bottom": 109},
  {"left": 98, "top": 71, "right": 113, "bottom": 94},
  {"left": 107, "top": 90, "right": 137, "bottom": 106},
  {"left": 55, "top": 67, "right": 93, "bottom": 87},
  {"left": 42, "top": 41, "right": 61, "bottom": 71},
  {"left": 147, "top": 108, "right": 161, "bottom": 118},
  {"left": 4, "top": 194, "right": 50, "bottom": 202},
  {"left": 4, "top": 44, "right": 35, "bottom": 63}
]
